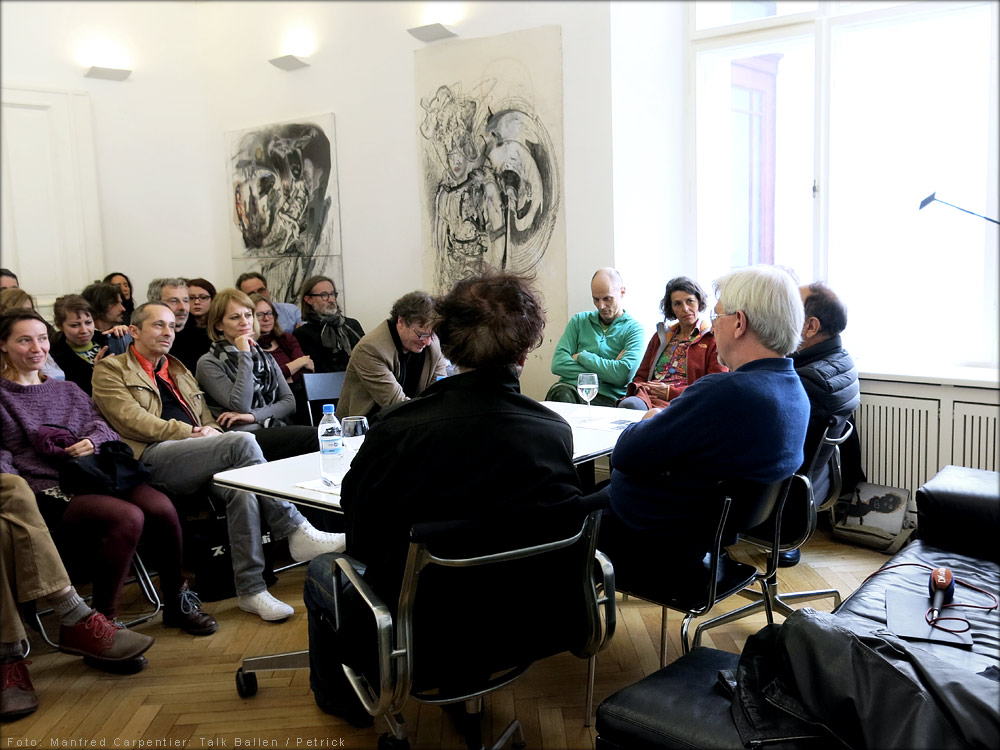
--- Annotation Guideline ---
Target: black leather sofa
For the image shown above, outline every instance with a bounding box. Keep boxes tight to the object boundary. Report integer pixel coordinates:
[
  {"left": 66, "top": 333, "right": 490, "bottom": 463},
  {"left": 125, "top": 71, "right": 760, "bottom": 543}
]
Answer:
[{"left": 595, "top": 465, "right": 1000, "bottom": 750}]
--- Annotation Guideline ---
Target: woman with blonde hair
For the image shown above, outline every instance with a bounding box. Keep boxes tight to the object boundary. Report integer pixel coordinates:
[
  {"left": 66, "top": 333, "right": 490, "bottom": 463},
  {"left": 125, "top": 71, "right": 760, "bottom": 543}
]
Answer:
[{"left": 196, "top": 289, "right": 318, "bottom": 460}]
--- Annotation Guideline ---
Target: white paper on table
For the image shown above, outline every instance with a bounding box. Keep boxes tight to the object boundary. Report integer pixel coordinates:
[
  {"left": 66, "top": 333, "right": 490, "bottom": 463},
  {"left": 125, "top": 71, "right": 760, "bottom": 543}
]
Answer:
[{"left": 295, "top": 479, "right": 342, "bottom": 496}]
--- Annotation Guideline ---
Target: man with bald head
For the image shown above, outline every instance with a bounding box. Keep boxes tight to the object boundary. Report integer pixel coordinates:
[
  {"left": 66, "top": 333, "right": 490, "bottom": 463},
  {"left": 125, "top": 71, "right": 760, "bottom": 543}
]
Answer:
[{"left": 546, "top": 267, "right": 644, "bottom": 406}]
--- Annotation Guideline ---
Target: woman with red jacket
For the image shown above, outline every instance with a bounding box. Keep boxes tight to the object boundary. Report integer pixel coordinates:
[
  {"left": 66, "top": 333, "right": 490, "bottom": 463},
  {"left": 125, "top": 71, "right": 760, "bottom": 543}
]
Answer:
[{"left": 619, "top": 276, "right": 726, "bottom": 410}]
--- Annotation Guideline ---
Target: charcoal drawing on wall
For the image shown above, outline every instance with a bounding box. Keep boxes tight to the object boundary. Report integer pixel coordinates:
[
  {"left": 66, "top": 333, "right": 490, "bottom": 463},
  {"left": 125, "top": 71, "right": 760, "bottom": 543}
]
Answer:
[
  {"left": 415, "top": 26, "right": 566, "bottom": 299},
  {"left": 226, "top": 114, "right": 345, "bottom": 309}
]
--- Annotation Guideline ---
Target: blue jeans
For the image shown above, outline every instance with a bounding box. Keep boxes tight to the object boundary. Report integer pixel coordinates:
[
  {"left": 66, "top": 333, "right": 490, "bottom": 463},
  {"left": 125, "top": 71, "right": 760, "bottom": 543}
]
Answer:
[{"left": 141, "top": 431, "right": 305, "bottom": 595}]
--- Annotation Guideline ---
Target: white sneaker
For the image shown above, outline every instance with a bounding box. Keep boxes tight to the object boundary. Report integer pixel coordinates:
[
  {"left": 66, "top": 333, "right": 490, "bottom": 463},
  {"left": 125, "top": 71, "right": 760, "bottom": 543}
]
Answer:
[
  {"left": 238, "top": 591, "right": 294, "bottom": 622},
  {"left": 287, "top": 522, "right": 346, "bottom": 563}
]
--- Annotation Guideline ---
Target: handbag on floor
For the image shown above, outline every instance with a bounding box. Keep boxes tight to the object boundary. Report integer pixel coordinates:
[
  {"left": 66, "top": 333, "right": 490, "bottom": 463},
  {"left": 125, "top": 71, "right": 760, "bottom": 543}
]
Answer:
[{"left": 830, "top": 482, "right": 917, "bottom": 554}]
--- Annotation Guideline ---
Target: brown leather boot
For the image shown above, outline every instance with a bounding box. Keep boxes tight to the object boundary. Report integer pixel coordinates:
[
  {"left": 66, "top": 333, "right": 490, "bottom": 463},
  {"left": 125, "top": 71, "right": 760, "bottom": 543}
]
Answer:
[
  {"left": 162, "top": 583, "right": 218, "bottom": 636},
  {"left": 0, "top": 659, "right": 39, "bottom": 721}
]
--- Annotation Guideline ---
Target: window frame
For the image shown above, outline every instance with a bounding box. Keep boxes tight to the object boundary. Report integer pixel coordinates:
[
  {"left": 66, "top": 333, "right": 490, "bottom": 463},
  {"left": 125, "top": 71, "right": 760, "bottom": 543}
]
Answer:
[{"left": 684, "top": 0, "right": 999, "bottom": 377}]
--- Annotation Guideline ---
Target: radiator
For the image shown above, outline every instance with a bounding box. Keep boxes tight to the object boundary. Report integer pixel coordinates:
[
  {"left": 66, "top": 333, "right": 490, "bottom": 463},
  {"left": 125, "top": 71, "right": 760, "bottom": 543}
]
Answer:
[
  {"left": 855, "top": 395, "right": 939, "bottom": 498},
  {"left": 953, "top": 402, "right": 1000, "bottom": 472}
]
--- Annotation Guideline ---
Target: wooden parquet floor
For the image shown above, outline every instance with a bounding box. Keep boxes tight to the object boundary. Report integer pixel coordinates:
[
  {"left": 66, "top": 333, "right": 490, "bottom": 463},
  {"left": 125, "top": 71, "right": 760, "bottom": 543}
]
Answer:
[{"left": 1, "top": 527, "right": 886, "bottom": 750}]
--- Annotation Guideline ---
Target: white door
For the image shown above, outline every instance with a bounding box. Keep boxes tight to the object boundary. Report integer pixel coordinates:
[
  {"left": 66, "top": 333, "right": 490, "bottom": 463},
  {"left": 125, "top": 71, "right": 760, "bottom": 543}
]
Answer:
[{"left": 1, "top": 88, "right": 104, "bottom": 314}]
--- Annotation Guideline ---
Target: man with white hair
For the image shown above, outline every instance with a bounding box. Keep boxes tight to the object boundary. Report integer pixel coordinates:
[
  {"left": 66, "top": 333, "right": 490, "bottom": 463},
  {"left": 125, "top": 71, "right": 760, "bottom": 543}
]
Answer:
[{"left": 598, "top": 265, "right": 810, "bottom": 569}]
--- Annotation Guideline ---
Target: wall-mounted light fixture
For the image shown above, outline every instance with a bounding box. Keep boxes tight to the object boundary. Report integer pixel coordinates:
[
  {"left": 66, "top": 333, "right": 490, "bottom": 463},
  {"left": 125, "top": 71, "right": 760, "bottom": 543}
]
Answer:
[
  {"left": 77, "top": 38, "right": 132, "bottom": 81},
  {"left": 408, "top": 2, "right": 462, "bottom": 42},
  {"left": 407, "top": 23, "right": 457, "bottom": 43},
  {"left": 84, "top": 66, "right": 131, "bottom": 81},
  {"left": 268, "top": 54, "right": 310, "bottom": 71},
  {"left": 270, "top": 26, "right": 315, "bottom": 71}
]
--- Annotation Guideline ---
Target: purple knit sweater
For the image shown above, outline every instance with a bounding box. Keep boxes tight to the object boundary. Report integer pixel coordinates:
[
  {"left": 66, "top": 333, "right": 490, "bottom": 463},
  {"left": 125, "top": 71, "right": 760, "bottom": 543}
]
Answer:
[{"left": 0, "top": 377, "right": 120, "bottom": 492}]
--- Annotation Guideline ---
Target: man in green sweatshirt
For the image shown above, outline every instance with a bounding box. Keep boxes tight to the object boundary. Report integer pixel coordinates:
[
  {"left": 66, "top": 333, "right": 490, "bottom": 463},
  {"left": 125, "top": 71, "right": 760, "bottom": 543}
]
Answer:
[{"left": 545, "top": 267, "right": 645, "bottom": 406}]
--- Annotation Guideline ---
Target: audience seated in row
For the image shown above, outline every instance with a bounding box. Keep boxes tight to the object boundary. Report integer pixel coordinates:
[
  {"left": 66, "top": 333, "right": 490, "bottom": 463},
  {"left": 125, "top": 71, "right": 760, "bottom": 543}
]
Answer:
[
  {"left": 90, "top": 301, "right": 344, "bottom": 622},
  {"left": 0, "top": 310, "right": 218, "bottom": 647},
  {"left": 594, "top": 265, "right": 810, "bottom": 580}
]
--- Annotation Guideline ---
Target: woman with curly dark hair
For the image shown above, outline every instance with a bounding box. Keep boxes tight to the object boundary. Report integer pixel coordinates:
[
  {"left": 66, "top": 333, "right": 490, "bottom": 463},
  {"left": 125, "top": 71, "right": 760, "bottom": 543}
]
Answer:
[{"left": 619, "top": 276, "right": 726, "bottom": 410}]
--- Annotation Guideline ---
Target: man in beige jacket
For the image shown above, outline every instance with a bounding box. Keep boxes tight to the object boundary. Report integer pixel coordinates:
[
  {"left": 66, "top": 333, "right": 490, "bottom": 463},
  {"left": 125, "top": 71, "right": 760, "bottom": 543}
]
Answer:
[{"left": 336, "top": 291, "right": 447, "bottom": 419}]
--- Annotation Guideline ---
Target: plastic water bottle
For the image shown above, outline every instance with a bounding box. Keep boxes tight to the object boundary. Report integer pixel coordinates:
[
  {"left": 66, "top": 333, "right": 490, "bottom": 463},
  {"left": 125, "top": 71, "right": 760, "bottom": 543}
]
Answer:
[{"left": 317, "top": 404, "right": 343, "bottom": 484}]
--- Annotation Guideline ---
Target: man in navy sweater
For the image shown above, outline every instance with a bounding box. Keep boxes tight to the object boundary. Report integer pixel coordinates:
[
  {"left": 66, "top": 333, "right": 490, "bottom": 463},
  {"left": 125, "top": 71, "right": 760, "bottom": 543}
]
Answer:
[{"left": 600, "top": 265, "right": 810, "bottom": 569}]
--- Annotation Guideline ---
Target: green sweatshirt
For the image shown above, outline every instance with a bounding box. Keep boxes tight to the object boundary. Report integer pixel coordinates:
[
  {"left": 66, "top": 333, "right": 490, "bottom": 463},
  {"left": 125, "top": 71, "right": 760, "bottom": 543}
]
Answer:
[{"left": 550, "top": 310, "right": 645, "bottom": 401}]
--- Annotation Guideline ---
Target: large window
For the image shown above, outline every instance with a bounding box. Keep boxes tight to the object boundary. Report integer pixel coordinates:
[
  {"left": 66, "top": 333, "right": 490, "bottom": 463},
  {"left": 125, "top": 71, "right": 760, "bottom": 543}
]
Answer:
[{"left": 691, "top": 1, "right": 999, "bottom": 375}]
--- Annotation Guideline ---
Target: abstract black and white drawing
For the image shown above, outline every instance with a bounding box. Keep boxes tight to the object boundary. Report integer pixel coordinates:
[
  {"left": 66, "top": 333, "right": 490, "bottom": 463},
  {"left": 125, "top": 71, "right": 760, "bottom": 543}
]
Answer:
[
  {"left": 225, "top": 114, "right": 343, "bottom": 307},
  {"left": 415, "top": 26, "right": 565, "bottom": 296}
]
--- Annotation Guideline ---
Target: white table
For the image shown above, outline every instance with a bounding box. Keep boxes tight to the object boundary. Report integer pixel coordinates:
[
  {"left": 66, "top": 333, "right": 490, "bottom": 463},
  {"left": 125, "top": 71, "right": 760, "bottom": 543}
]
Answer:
[
  {"left": 222, "top": 400, "right": 642, "bottom": 694},
  {"left": 212, "top": 401, "right": 642, "bottom": 512}
]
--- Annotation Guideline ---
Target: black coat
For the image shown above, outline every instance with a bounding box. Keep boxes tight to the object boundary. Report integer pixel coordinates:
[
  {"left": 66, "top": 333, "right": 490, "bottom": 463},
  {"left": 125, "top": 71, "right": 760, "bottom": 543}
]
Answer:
[
  {"left": 341, "top": 365, "right": 583, "bottom": 611},
  {"left": 792, "top": 335, "right": 860, "bottom": 499},
  {"left": 293, "top": 317, "right": 365, "bottom": 373}
]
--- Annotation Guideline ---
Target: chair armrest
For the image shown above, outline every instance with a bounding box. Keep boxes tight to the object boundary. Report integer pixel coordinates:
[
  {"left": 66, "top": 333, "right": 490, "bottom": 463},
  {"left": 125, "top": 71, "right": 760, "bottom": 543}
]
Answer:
[
  {"left": 331, "top": 555, "right": 400, "bottom": 718},
  {"left": 594, "top": 549, "right": 617, "bottom": 654}
]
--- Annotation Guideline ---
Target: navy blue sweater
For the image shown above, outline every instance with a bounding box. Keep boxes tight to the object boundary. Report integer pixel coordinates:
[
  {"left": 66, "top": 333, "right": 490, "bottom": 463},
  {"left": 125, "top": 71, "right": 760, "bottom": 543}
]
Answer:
[{"left": 609, "top": 357, "right": 809, "bottom": 531}]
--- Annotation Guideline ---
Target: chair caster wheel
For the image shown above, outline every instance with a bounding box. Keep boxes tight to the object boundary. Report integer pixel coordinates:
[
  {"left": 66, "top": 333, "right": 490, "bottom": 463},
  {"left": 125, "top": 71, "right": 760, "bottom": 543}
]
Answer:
[
  {"left": 235, "top": 667, "right": 258, "bottom": 698},
  {"left": 377, "top": 733, "right": 410, "bottom": 750}
]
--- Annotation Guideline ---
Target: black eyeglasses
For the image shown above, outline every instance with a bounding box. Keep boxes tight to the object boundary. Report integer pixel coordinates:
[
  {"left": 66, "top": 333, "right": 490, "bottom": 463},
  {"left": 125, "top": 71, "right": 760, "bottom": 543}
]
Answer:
[
  {"left": 190, "top": 294, "right": 212, "bottom": 302},
  {"left": 306, "top": 291, "right": 338, "bottom": 300},
  {"left": 255, "top": 311, "right": 275, "bottom": 319},
  {"left": 409, "top": 324, "right": 433, "bottom": 341}
]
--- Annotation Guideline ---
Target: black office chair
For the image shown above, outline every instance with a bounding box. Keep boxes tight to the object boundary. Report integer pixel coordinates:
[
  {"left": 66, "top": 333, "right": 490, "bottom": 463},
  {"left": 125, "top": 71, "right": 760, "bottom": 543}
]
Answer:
[
  {"left": 303, "top": 371, "right": 346, "bottom": 426},
  {"left": 324, "top": 510, "right": 615, "bottom": 750},
  {"left": 691, "top": 418, "right": 853, "bottom": 642},
  {"left": 610, "top": 476, "right": 795, "bottom": 668}
]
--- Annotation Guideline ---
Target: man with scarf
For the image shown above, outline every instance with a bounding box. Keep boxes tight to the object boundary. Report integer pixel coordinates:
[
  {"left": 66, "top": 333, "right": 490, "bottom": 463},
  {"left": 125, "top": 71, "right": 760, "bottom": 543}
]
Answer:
[{"left": 293, "top": 275, "right": 365, "bottom": 373}]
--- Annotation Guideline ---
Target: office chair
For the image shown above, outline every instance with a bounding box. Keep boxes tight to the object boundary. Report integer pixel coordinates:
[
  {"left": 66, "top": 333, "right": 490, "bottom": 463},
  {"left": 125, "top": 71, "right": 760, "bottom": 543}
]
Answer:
[
  {"left": 691, "top": 418, "right": 853, "bottom": 643},
  {"left": 318, "top": 510, "right": 614, "bottom": 750},
  {"left": 303, "top": 371, "right": 347, "bottom": 426},
  {"left": 611, "top": 476, "right": 795, "bottom": 668}
]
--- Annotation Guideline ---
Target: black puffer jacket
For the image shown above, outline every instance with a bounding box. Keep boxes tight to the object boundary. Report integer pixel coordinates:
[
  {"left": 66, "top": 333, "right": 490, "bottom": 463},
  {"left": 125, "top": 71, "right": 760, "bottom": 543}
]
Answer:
[{"left": 792, "top": 335, "right": 860, "bottom": 500}]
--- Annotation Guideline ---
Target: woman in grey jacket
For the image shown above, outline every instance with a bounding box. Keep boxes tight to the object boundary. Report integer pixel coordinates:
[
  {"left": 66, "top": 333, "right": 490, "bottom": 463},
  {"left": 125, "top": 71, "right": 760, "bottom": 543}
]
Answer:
[{"left": 196, "top": 288, "right": 318, "bottom": 462}]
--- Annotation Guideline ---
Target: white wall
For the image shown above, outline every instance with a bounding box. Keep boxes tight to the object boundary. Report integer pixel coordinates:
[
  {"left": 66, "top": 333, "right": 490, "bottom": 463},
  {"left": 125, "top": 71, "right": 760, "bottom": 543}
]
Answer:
[
  {"left": 610, "top": 2, "right": 686, "bottom": 342},
  {"left": 1, "top": 0, "right": 618, "bottom": 398}
]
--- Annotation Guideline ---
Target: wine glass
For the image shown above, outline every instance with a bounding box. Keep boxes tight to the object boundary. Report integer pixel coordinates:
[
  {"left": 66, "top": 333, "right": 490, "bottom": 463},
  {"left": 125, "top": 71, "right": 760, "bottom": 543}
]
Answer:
[
  {"left": 577, "top": 373, "right": 599, "bottom": 421},
  {"left": 341, "top": 416, "right": 369, "bottom": 453}
]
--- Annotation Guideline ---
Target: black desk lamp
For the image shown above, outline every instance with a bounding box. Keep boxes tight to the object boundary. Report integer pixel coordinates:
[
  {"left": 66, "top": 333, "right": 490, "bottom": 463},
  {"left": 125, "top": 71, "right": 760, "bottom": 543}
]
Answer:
[{"left": 919, "top": 193, "right": 999, "bottom": 224}]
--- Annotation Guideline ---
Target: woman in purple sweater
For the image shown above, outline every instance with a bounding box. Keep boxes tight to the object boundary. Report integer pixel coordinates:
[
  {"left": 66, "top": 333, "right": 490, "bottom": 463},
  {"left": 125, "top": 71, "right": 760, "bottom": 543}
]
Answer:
[{"left": 0, "top": 310, "right": 216, "bottom": 637}]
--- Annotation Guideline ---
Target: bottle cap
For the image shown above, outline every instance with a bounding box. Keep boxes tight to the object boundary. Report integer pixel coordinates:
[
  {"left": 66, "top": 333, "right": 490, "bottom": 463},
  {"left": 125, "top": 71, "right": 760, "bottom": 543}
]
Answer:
[{"left": 322, "top": 404, "right": 335, "bottom": 413}]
